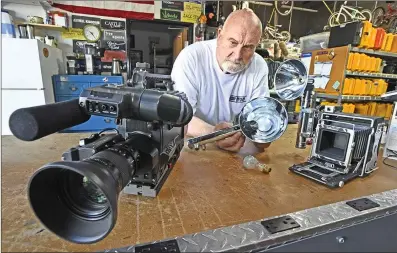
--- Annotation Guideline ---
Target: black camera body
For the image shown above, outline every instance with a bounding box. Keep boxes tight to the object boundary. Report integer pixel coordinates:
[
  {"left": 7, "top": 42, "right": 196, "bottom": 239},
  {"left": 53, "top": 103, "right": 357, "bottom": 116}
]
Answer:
[
  {"left": 62, "top": 116, "right": 185, "bottom": 197},
  {"left": 9, "top": 69, "right": 193, "bottom": 244},
  {"left": 69, "top": 82, "right": 189, "bottom": 197}
]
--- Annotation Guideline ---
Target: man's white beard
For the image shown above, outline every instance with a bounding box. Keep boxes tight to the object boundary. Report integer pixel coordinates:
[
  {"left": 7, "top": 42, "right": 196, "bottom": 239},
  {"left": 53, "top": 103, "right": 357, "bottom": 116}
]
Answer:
[{"left": 221, "top": 60, "right": 246, "bottom": 74}]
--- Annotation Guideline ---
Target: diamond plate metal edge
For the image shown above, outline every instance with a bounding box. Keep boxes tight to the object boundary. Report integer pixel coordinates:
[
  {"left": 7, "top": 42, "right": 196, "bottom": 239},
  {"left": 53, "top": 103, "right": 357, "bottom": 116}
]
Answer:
[{"left": 103, "top": 189, "right": 397, "bottom": 253}]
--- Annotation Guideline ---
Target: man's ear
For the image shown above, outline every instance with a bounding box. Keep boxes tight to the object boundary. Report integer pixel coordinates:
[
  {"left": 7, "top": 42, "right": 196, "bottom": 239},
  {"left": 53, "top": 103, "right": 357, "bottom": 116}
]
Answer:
[{"left": 217, "top": 27, "right": 222, "bottom": 37}]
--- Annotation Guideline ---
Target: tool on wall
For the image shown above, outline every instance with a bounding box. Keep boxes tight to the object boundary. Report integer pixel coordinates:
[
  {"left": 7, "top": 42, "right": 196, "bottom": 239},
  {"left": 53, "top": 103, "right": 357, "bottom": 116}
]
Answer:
[{"left": 149, "top": 36, "right": 160, "bottom": 73}]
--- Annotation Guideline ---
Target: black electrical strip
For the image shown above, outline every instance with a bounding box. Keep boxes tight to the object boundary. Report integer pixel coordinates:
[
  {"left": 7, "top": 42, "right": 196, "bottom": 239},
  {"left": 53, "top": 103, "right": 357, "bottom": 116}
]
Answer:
[
  {"left": 346, "top": 198, "right": 380, "bottom": 211},
  {"left": 383, "top": 150, "right": 397, "bottom": 170}
]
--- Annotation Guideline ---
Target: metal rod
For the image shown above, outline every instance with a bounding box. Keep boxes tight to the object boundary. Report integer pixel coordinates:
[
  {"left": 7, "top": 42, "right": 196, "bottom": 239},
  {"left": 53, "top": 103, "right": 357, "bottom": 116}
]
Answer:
[
  {"left": 250, "top": 1, "right": 273, "bottom": 7},
  {"left": 281, "top": 5, "right": 318, "bottom": 13},
  {"left": 153, "top": 43, "right": 156, "bottom": 74},
  {"left": 216, "top": 0, "right": 220, "bottom": 23},
  {"left": 288, "top": 6, "right": 293, "bottom": 33},
  {"left": 187, "top": 125, "right": 241, "bottom": 149},
  {"left": 295, "top": 84, "right": 314, "bottom": 149}
]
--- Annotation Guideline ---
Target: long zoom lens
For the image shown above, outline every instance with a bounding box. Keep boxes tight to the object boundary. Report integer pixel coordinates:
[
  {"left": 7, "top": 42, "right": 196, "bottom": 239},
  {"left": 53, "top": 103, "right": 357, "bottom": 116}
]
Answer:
[{"left": 27, "top": 140, "right": 138, "bottom": 244}]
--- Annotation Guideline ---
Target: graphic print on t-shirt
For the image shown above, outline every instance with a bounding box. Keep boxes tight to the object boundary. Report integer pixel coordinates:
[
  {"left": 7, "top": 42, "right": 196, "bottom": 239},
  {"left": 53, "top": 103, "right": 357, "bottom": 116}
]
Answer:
[{"left": 229, "top": 95, "right": 247, "bottom": 103}]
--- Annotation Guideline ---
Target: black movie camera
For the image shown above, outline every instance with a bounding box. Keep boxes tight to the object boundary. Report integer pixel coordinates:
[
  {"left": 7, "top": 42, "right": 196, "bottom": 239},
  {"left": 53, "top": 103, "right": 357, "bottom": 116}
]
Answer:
[{"left": 8, "top": 70, "right": 193, "bottom": 244}]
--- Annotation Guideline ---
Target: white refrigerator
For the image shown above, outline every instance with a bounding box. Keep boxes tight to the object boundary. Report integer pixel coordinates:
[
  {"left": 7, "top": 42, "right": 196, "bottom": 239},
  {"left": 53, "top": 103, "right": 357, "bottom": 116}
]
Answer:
[{"left": 1, "top": 38, "right": 66, "bottom": 135}]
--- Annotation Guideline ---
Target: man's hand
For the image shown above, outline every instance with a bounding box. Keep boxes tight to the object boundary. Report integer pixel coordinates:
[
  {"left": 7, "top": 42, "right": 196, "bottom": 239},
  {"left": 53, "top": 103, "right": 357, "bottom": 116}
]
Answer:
[
  {"left": 254, "top": 142, "right": 271, "bottom": 150},
  {"left": 214, "top": 122, "right": 245, "bottom": 152}
]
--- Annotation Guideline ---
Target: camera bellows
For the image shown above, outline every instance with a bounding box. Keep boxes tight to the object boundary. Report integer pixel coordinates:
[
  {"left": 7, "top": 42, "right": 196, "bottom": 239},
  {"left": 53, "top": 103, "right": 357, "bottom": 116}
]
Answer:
[
  {"left": 327, "top": 121, "right": 372, "bottom": 161},
  {"left": 9, "top": 99, "right": 90, "bottom": 141}
]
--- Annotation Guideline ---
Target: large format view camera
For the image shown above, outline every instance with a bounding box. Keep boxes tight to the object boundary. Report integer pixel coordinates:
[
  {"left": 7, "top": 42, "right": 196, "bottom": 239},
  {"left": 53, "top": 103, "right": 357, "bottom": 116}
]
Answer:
[
  {"left": 8, "top": 67, "right": 193, "bottom": 244},
  {"left": 290, "top": 71, "right": 385, "bottom": 188}
]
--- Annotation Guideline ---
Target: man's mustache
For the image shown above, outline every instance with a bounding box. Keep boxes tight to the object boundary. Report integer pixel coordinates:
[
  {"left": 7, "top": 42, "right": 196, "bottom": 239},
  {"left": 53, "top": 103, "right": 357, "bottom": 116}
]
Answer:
[{"left": 225, "top": 59, "right": 244, "bottom": 65}]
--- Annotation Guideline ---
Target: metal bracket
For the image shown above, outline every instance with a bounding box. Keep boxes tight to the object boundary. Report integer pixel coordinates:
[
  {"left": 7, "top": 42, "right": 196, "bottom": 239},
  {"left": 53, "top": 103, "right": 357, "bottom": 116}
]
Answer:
[
  {"left": 346, "top": 198, "right": 380, "bottom": 212},
  {"left": 261, "top": 215, "right": 300, "bottom": 234},
  {"left": 135, "top": 239, "right": 180, "bottom": 253}
]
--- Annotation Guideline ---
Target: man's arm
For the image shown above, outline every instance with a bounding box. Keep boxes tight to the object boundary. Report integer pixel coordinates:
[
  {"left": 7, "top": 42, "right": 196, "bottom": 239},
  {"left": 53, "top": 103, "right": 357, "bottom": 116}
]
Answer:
[
  {"left": 171, "top": 47, "right": 219, "bottom": 139},
  {"left": 171, "top": 46, "right": 200, "bottom": 136},
  {"left": 186, "top": 116, "right": 214, "bottom": 137}
]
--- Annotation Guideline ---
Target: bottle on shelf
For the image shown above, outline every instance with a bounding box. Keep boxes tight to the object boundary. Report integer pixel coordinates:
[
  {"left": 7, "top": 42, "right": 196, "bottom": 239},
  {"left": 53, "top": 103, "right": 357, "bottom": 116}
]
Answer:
[
  {"left": 364, "top": 80, "right": 372, "bottom": 95},
  {"left": 368, "top": 27, "right": 377, "bottom": 49},
  {"left": 375, "top": 58, "right": 382, "bottom": 72},
  {"left": 374, "top": 28, "right": 386, "bottom": 50},
  {"left": 359, "top": 21, "right": 372, "bottom": 48},
  {"left": 390, "top": 34, "right": 397, "bottom": 53},
  {"left": 381, "top": 33, "right": 390, "bottom": 51},
  {"left": 368, "top": 102, "right": 377, "bottom": 116},
  {"left": 385, "top": 103, "right": 394, "bottom": 119},
  {"left": 347, "top": 53, "right": 354, "bottom": 70},
  {"left": 353, "top": 79, "right": 363, "bottom": 95},
  {"left": 355, "top": 103, "right": 369, "bottom": 115},
  {"left": 375, "top": 103, "right": 387, "bottom": 117},
  {"left": 384, "top": 33, "right": 394, "bottom": 52},
  {"left": 352, "top": 53, "right": 361, "bottom": 71},
  {"left": 343, "top": 78, "right": 350, "bottom": 95}
]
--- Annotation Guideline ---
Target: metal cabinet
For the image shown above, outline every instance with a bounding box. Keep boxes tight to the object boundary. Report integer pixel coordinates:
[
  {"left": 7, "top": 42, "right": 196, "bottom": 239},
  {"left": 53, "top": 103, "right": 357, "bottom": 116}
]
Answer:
[{"left": 53, "top": 75, "right": 124, "bottom": 132}]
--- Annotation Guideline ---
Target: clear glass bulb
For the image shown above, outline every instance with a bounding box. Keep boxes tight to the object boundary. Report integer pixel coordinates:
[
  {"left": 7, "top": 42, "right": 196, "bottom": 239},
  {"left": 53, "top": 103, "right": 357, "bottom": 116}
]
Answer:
[{"left": 243, "top": 155, "right": 272, "bottom": 174}]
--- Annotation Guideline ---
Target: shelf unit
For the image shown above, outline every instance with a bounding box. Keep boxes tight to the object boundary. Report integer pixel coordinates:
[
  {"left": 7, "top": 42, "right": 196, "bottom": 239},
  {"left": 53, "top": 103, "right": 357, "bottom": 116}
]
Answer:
[
  {"left": 346, "top": 70, "right": 397, "bottom": 80},
  {"left": 309, "top": 44, "right": 397, "bottom": 104},
  {"left": 15, "top": 22, "right": 67, "bottom": 32},
  {"left": 350, "top": 47, "right": 397, "bottom": 59},
  {"left": 316, "top": 93, "right": 388, "bottom": 101}
]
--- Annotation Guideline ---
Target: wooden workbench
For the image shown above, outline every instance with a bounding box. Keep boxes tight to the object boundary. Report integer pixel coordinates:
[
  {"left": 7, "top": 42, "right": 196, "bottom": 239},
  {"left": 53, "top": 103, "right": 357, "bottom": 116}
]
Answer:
[{"left": 2, "top": 125, "right": 397, "bottom": 252}]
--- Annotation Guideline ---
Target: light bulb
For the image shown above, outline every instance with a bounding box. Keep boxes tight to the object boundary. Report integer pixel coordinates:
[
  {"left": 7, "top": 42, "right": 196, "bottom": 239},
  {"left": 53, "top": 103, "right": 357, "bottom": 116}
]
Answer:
[{"left": 243, "top": 155, "right": 272, "bottom": 174}]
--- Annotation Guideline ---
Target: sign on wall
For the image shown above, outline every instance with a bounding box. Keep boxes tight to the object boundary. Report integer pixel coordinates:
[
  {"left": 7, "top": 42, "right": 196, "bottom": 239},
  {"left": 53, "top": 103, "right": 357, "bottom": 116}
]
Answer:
[
  {"left": 183, "top": 2, "right": 202, "bottom": 13},
  {"left": 72, "top": 40, "right": 99, "bottom": 53},
  {"left": 162, "top": 1, "right": 184, "bottom": 11},
  {"left": 100, "top": 19, "right": 126, "bottom": 30},
  {"left": 159, "top": 1, "right": 201, "bottom": 23},
  {"left": 102, "top": 30, "right": 126, "bottom": 41},
  {"left": 61, "top": 28, "right": 85, "bottom": 40},
  {"left": 72, "top": 15, "right": 100, "bottom": 29},
  {"left": 102, "top": 40, "right": 126, "bottom": 51},
  {"left": 160, "top": 9, "right": 182, "bottom": 21},
  {"left": 101, "top": 62, "right": 127, "bottom": 72}
]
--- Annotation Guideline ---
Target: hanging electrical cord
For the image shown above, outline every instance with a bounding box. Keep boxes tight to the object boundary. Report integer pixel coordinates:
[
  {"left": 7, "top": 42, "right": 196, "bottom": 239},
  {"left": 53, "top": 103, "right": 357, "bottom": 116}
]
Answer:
[{"left": 383, "top": 150, "right": 397, "bottom": 170}]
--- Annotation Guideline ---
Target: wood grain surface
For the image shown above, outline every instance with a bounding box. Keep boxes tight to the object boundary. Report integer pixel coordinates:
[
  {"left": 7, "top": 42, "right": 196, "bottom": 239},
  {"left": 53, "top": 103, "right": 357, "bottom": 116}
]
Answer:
[{"left": 2, "top": 125, "right": 397, "bottom": 252}]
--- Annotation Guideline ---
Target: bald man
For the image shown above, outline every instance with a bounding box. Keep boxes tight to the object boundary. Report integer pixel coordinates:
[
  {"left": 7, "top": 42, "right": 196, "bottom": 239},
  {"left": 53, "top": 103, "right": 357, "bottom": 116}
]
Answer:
[{"left": 171, "top": 9, "right": 270, "bottom": 153}]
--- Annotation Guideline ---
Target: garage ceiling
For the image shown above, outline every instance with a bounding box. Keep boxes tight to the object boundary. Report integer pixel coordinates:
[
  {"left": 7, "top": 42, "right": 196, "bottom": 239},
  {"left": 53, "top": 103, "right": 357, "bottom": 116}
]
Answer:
[{"left": 2, "top": 0, "right": 42, "bottom": 6}]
